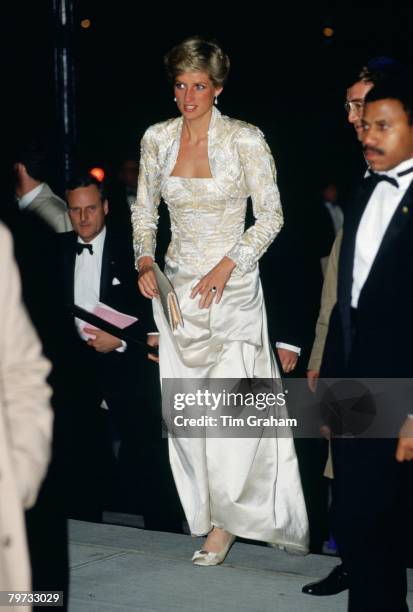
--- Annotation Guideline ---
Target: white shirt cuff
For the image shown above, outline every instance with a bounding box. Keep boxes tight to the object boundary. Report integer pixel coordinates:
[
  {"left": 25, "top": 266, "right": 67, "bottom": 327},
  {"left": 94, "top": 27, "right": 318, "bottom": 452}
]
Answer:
[
  {"left": 116, "top": 340, "right": 127, "bottom": 353},
  {"left": 276, "top": 342, "right": 301, "bottom": 356}
]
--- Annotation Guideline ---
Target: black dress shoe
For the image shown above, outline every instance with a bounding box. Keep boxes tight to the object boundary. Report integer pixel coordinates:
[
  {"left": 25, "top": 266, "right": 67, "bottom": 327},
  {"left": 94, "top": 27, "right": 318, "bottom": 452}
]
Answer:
[{"left": 302, "top": 564, "right": 349, "bottom": 596}]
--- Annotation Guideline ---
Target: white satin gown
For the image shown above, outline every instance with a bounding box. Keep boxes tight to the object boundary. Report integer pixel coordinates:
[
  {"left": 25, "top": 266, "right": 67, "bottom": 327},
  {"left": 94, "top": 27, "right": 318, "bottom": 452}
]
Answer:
[
  {"left": 151, "top": 176, "right": 308, "bottom": 552},
  {"left": 132, "top": 109, "right": 308, "bottom": 552}
]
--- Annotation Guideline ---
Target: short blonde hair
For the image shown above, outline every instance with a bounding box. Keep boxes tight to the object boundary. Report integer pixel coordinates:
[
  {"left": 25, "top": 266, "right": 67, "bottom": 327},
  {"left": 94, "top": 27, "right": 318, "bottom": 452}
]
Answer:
[{"left": 164, "top": 36, "right": 230, "bottom": 87}]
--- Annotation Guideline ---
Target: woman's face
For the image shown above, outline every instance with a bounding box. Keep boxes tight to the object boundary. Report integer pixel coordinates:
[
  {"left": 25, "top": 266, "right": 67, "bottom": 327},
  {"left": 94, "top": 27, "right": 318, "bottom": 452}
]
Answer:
[{"left": 174, "top": 71, "right": 222, "bottom": 121}]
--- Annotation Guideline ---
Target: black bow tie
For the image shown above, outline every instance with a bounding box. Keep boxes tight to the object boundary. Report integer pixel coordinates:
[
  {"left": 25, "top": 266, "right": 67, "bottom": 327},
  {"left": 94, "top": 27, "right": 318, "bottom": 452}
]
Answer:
[
  {"left": 366, "top": 166, "right": 413, "bottom": 189},
  {"left": 76, "top": 243, "right": 93, "bottom": 255},
  {"left": 366, "top": 170, "right": 399, "bottom": 188}
]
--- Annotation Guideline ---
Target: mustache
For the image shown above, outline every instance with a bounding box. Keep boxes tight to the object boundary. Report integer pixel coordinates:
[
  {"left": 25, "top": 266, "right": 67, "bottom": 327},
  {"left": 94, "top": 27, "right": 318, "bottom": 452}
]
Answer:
[{"left": 363, "top": 145, "right": 385, "bottom": 156}]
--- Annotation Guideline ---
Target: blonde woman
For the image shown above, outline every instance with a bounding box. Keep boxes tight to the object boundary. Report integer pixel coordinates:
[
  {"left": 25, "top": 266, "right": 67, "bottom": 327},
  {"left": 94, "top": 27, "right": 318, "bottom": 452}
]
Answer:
[{"left": 132, "top": 36, "right": 308, "bottom": 565}]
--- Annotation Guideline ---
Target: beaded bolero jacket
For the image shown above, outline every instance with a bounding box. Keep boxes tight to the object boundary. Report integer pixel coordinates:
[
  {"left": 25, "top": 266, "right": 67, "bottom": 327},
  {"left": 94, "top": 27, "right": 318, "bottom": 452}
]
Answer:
[{"left": 131, "top": 107, "right": 283, "bottom": 275}]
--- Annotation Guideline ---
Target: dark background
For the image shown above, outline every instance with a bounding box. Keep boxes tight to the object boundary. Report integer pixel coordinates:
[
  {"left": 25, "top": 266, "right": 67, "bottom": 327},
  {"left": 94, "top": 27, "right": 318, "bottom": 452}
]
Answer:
[
  {"left": 3, "top": 0, "right": 413, "bottom": 354},
  {"left": 4, "top": 1, "right": 413, "bottom": 194}
]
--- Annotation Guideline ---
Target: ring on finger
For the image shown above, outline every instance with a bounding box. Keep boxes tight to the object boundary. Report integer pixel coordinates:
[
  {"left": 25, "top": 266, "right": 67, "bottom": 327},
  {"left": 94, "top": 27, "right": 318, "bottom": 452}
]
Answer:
[{"left": 210, "top": 286, "right": 217, "bottom": 294}]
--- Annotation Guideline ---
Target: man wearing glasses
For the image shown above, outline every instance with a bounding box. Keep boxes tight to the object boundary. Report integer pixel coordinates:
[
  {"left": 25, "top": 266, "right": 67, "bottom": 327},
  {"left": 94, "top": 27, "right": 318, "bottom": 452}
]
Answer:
[
  {"left": 307, "top": 57, "right": 402, "bottom": 397},
  {"left": 345, "top": 74, "right": 374, "bottom": 140}
]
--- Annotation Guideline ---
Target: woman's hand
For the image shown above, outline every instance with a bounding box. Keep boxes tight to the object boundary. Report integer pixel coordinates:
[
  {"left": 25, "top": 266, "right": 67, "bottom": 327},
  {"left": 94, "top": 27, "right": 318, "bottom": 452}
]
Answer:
[
  {"left": 138, "top": 256, "right": 159, "bottom": 299},
  {"left": 190, "top": 256, "right": 236, "bottom": 309}
]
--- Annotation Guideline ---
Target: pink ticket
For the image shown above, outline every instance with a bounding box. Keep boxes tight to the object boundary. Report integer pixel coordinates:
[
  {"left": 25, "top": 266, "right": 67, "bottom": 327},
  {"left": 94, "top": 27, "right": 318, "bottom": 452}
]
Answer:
[{"left": 93, "top": 303, "right": 138, "bottom": 329}]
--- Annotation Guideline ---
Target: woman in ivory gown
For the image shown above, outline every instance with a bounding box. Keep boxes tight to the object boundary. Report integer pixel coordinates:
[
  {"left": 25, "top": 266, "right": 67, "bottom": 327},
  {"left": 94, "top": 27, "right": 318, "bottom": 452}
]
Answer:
[{"left": 132, "top": 36, "right": 308, "bottom": 564}]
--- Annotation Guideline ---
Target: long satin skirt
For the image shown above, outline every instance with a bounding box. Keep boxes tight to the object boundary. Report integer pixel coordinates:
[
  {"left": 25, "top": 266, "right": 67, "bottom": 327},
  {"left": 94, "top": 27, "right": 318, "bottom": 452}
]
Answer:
[{"left": 153, "top": 263, "right": 308, "bottom": 552}]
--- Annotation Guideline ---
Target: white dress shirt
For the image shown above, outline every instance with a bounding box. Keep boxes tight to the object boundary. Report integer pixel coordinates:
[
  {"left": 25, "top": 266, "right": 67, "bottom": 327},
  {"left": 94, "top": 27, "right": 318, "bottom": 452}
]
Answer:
[
  {"left": 75, "top": 226, "right": 106, "bottom": 321},
  {"left": 352, "top": 158, "right": 413, "bottom": 308},
  {"left": 74, "top": 226, "right": 126, "bottom": 351},
  {"left": 17, "top": 183, "right": 45, "bottom": 210}
]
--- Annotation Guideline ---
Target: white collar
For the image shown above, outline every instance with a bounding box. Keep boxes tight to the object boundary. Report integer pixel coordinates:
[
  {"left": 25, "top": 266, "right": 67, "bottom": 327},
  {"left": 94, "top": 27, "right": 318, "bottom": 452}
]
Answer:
[{"left": 17, "top": 183, "right": 44, "bottom": 210}]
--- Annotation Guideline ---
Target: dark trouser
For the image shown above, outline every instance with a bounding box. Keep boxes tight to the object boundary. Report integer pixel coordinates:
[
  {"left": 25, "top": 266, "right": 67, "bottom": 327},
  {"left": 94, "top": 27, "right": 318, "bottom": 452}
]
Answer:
[
  {"left": 25, "top": 383, "right": 71, "bottom": 610},
  {"left": 26, "top": 502, "right": 68, "bottom": 611},
  {"left": 67, "top": 341, "right": 183, "bottom": 530},
  {"left": 65, "top": 343, "right": 135, "bottom": 521},
  {"left": 106, "top": 355, "right": 184, "bottom": 531},
  {"left": 294, "top": 438, "right": 329, "bottom": 553},
  {"left": 331, "top": 437, "right": 411, "bottom": 612}
]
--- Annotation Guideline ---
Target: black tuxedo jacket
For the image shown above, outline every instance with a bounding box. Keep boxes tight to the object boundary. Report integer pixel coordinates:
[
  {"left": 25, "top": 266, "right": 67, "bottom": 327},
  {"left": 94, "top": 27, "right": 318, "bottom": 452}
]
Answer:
[
  {"left": 58, "top": 228, "right": 155, "bottom": 347},
  {"left": 322, "top": 176, "right": 413, "bottom": 378},
  {"left": 260, "top": 217, "right": 324, "bottom": 374}
]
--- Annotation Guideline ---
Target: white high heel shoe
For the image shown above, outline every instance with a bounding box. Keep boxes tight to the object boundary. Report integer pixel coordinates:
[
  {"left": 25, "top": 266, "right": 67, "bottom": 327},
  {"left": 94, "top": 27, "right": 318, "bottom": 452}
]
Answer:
[{"left": 192, "top": 534, "right": 236, "bottom": 566}]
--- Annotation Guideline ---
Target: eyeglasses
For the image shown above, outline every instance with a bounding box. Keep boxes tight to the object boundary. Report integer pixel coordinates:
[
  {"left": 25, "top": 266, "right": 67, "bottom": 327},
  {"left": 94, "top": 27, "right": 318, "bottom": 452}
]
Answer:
[{"left": 344, "top": 100, "right": 364, "bottom": 115}]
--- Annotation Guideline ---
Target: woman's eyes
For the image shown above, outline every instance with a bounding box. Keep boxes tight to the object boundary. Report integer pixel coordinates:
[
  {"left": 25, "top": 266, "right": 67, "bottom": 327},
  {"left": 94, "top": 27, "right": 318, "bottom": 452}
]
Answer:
[{"left": 174, "top": 83, "right": 206, "bottom": 91}]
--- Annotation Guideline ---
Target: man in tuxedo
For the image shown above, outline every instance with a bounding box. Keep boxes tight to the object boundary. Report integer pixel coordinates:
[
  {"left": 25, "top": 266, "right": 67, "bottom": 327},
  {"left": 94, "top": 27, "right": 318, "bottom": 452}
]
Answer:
[
  {"left": 61, "top": 173, "right": 152, "bottom": 518},
  {"left": 320, "top": 78, "right": 413, "bottom": 611},
  {"left": 303, "top": 57, "right": 409, "bottom": 598},
  {"left": 306, "top": 63, "right": 378, "bottom": 391},
  {"left": 13, "top": 141, "right": 72, "bottom": 233},
  {"left": 307, "top": 57, "right": 407, "bottom": 391},
  {"left": 61, "top": 174, "right": 183, "bottom": 531}
]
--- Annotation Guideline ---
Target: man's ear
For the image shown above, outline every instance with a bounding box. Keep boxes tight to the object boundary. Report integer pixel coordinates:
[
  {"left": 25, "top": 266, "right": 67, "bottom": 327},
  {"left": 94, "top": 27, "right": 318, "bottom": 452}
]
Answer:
[
  {"left": 15, "top": 162, "right": 27, "bottom": 177},
  {"left": 103, "top": 199, "right": 109, "bottom": 215}
]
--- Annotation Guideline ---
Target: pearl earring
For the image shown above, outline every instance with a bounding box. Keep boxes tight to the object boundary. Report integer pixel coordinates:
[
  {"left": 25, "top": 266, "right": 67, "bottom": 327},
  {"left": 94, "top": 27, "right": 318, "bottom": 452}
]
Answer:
[
  {"left": 174, "top": 97, "right": 177, "bottom": 102},
  {"left": 214, "top": 96, "right": 218, "bottom": 105}
]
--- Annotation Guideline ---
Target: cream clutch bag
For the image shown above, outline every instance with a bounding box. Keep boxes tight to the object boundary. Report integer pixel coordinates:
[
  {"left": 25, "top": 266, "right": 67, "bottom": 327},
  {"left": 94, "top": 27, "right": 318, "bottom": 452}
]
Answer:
[{"left": 153, "top": 263, "right": 184, "bottom": 330}]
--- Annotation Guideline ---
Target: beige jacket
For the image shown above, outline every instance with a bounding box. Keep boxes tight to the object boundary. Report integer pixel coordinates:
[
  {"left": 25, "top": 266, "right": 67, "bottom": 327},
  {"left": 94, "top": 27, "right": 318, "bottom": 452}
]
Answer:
[
  {"left": 308, "top": 229, "right": 343, "bottom": 372},
  {"left": 27, "top": 183, "right": 72, "bottom": 233},
  {"left": 0, "top": 224, "right": 52, "bottom": 608}
]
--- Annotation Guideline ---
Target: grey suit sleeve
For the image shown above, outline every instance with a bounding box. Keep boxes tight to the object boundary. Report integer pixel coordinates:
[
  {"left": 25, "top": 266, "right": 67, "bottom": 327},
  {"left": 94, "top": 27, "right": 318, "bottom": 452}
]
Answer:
[
  {"left": 45, "top": 197, "right": 72, "bottom": 233},
  {"left": 58, "top": 210, "right": 73, "bottom": 233}
]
